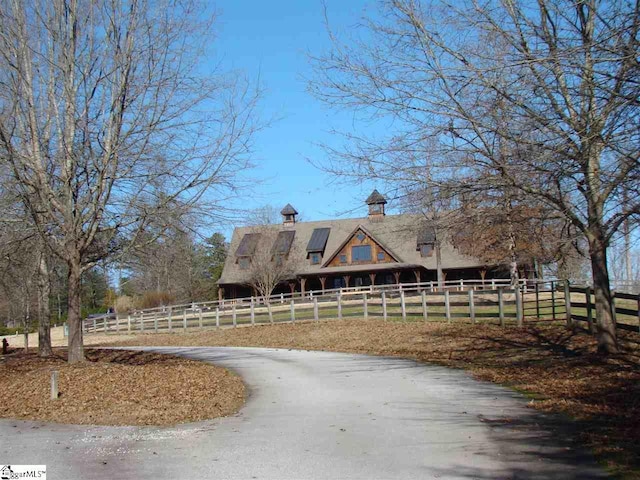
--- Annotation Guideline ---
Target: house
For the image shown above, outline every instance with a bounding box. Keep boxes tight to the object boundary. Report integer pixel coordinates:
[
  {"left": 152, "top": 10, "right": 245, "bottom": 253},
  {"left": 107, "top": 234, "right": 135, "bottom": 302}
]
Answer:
[{"left": 217, "top": 190, "right": 509, "bottom": 300}]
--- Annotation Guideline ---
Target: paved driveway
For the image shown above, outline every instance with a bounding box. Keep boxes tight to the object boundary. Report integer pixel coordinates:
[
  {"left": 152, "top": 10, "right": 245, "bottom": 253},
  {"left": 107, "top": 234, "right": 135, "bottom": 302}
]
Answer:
[{"left": 0, "top": 347, "right": 607, "bottom": 479}]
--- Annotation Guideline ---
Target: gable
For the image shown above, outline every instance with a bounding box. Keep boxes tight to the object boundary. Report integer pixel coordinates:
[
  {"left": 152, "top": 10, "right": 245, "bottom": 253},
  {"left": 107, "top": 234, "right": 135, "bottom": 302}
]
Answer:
[{"left": 322, "top": 226, "right": 400, "bottom": 268}]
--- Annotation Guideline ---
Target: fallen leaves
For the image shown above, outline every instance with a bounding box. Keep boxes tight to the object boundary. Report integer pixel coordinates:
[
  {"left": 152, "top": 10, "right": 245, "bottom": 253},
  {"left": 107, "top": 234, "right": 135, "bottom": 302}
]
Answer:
[{"left": 0, "top": 349, "right": 244, "bottom": 426}]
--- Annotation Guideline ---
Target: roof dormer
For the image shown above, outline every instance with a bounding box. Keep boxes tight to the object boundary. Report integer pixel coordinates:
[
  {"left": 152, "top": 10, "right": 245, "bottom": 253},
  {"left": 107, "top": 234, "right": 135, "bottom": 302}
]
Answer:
[{"left": 365, "top": 189, "right": 387, "bottom": 220}]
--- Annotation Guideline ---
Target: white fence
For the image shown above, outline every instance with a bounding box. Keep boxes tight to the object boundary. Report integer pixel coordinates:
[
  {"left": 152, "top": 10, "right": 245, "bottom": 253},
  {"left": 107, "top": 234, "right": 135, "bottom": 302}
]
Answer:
[{"left": 84, "top": 279, "right": 571, "bottom": 335}]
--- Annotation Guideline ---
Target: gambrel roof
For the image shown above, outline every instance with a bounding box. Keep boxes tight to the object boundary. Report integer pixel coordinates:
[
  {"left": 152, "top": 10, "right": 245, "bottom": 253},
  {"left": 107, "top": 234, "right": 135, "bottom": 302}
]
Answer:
[{"left": 219, "top": 213, "right": 486, "bottom": 285}]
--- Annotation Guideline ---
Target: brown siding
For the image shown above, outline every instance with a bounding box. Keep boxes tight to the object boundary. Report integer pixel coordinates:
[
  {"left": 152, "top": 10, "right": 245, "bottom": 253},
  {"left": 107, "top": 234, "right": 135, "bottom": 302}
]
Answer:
[{"left": 327, "top": 229, "right": 397, "bottom": 267}]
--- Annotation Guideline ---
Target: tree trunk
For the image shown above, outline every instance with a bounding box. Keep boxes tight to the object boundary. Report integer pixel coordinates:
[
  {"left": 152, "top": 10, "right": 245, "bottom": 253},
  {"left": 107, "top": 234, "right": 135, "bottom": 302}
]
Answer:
[
  {"left": 67, "top": 260, "right": 85, "bottom": 363},
  {"left": 37, "top": 252, "right": 53, "bottom": 357},
  {"left": 588, "top": 234, "right": 618, "bottom": 354},
  {"left": 435, "top": 240, "right": 444, "bottom": 288}
]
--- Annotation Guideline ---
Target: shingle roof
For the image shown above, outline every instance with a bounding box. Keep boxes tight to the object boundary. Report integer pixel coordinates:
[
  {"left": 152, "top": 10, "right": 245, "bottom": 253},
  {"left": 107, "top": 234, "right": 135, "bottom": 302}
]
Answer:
[
  {"left": 218, "top": 213, "right": 489, "bottom": 285},
  {"left": 280, "top": 203, "right": 298, "bottom": 215},
  {"left": 306, "top": 227, "right": 331, "bottom": 253},
  {"left": 365, "top": 189, "right": 387, "bottom": 205}
]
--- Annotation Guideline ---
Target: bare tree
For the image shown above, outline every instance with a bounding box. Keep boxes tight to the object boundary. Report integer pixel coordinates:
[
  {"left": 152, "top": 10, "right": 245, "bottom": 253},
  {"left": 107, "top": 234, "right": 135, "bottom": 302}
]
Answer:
[
  {"left": 246, "top": 227, "right": 299, "bottom": 323},
  {"left": 309, "top": 0, "right": 640, "bottom": 354},
  {"left": 0, "top": 0, "right": 261, "bottom": 362}
]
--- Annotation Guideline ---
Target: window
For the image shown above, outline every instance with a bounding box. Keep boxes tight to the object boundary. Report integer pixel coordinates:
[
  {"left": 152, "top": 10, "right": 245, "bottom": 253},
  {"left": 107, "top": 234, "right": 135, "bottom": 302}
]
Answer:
[
  {"left": 339, "top": 254, "right": 347, "bottom": 264},
  {"left": 377, "top": 252, "right": 385, "bottom": 261},
  {"left": 356, "top": 232, "right": 365, "bottom": 242},
  {"left": 352, "top": 245, "right": 372, "bottom": 262},
  {"left": 370, "top": 204, "right": 382, "bottom": 213},
  {"left": 238, "top": 257, "right": 250, "bottom": 269},
  {"left": 310, "top": 253, "right": 321, "bottom": 265},
  {"left": 420, "top": 243, "right": 434, "bottom": 257}
]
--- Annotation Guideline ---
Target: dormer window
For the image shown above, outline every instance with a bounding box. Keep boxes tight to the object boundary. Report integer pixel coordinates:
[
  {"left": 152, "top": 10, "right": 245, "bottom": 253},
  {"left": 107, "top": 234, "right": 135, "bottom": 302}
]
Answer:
[
  {"left": 238, "top": 257, "right": 250, "bottom": 269},
  {"left": 420, "top": 243, "right": 434, "bottom": 257}
]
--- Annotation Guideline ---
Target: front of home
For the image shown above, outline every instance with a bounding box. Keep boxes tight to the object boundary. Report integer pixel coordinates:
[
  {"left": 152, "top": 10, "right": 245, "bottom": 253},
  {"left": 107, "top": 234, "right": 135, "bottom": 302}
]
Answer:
[{"left": 217, "top": 191, "right": 511, "bottom": 300}]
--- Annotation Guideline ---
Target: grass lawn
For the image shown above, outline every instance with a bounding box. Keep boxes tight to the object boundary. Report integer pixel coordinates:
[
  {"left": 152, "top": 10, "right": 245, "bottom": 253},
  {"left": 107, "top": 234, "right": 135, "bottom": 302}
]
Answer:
[{"left": 103, "top": 318, "right": 640, "bottom": 479}]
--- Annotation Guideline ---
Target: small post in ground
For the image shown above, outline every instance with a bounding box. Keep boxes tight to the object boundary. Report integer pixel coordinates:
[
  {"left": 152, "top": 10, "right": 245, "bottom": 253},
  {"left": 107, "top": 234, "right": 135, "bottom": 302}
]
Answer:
[
  {"left": 215, "top": 307, "right": 220, "bottom": 329},
  {"left": 498, "top": 288, "right": 505, "bottom": 327},
  {"left": 232, "top": 303, "right": 237, "bottom": 328},
  {"left": 50, "top": 371, "right": 59, "bottom": 400},
  {"left": 400, "top": 290, "right": 407, "bottom": 320},
  {"left": 290, "top": 300, "right": 295, "bottom": 323},
  {"left": 250, "top": 298, "right": 255, "bottom": 326}
]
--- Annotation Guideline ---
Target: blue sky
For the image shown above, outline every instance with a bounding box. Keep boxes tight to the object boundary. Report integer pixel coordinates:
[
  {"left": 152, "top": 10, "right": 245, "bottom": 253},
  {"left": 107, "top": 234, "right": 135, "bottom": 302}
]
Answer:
[{"left": 212, "top": 0, "right": 385, "bottom": 234}]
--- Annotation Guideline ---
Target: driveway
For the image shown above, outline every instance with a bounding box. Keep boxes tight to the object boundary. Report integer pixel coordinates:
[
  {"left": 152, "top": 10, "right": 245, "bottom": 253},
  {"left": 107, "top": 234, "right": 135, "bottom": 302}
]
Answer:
[{"left": 0, "top": 347, "right": 607, "bottom": 479}]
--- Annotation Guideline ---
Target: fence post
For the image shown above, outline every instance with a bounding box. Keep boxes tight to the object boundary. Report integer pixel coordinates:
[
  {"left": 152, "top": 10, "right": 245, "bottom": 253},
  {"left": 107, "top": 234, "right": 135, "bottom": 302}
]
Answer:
[
  {"left": 421, "top": 291, "right": 428, "bottom": 321},
  {"left": 168, "top": 307, "right": 173, "bottom": 332},
  {"left": 515, "top": 287, "right": 523, "bottom": 327},
  {"left": 459, "top": 279, "right": 464, "bottom": 291},
  {"left": 199, "top": 308, "right": 203, "bottom": 329},
  {"left": 429, "top": 281, "right": 434, "bottom": 292},
  {"left": 363, "top": 292, "right": 368, "bottom": 319},
  {"left": 585, "top": 287, "right": 594, "bottom": 333},
  {"left": 314, "top": 296, "right": 319, "bottom": 321},
  {"left": 232, "top": 304, "right": 237, "bottom": 328},
  {"left": 93, "top": 317, "right": 97, "bottom": 333},
  {"left": 564, "top": 280, "right": 573, "bottom": 329},
  {"left": 498, "top": 288, "right": 505, "bottom": 327},
  {"left": 215, "top": 307, "right": 220, "bottom": 329},
  {"left": 400, "top": 290, "right": 407, "bottom": 321},
  {"left": 551, "top": 282, "right": 557, "bottom": 321},
  {"left": 115, "top": 314, "right": 120, "bottom": 333},
  {"left": 141, "top": 313, "right": 145, "bottom": 333},
  {"left": 491, "top": 279, "right": 496, "bottom": 289},
  {"left": 280, "top": 293, "right": 284, "bottom": 304},
  {"left": 382, "top": 290, "right": 387, "bottom": 320},
  {"left": 444, "top": 290, "right": 451, "bottom": 323},
  {"left": 637, "top": 293, "right": 640, "bottom": 334},
  {"left": 290, "top": 300, "right": 295, "bottom": 323},
  {"left": 337, "top": 291, "right": 342, "bottom": 320},
  {"left": 535, "top": 282, "right": 540, "bottom": 319},
  {"left": 154, "top": 312, "right": 158, "bottom": 333},
  {"left": 127, "top": 314, "right": 131, "bottom": 334},
  {"left": 183, "top": 309, "right": 187, "bottom": 331},
  {"left": 468, "top": 289, "right": 475, "bottom": 324},
  {"left": 250, "top": 298, "right": 255, "bottom": 326}
]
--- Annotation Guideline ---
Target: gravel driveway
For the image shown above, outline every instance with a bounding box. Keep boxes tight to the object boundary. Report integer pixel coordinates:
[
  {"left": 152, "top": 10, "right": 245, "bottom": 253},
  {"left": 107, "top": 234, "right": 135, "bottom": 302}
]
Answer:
[{"left": 0, "top": 347, "right": 607, "bottom": 479}]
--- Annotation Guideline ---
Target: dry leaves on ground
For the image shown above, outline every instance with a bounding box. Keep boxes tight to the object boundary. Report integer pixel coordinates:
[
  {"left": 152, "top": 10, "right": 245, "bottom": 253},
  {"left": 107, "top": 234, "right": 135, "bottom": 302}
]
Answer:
[{"left": 0, "top": 349, "right": 244, "bottom": 426}]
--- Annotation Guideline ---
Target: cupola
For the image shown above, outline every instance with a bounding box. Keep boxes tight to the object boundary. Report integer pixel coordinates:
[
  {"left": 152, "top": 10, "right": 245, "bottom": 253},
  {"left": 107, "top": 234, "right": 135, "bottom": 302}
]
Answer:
[
  {"left": 365, "top": 189, "right": 387, "bottom": 220},
  {"left": 281, "top": 203, "right": 298, "bottom": 226}
]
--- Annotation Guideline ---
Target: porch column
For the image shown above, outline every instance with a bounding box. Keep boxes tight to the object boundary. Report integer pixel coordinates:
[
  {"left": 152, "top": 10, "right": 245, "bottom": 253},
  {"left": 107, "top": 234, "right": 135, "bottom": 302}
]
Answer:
[
  {"left": 393, "top": 271, "right": 401, "bottom": 285},
  {"left": 218, "top": 287, "right": 224, "bottom": 302},
  {"left": 343, "top": 275, "right": 351, "bottom": 288},
  {"left": 300, "top": 278, "right": 307, "bottom": 297},
  {"left": 319, "top": 276, "right": 327, "bottom": 293},
  {"left": 368, "top": 272, "right": 376, "bottom": 286},
  {"left": 288, "top": 281, "right": 296, "bottom": 295},
  {"left": 480, "top": 268, "right": 487, "bottom": 288},
  {"left": 413, "top": 269, "right": 421, "bottom": 286}
]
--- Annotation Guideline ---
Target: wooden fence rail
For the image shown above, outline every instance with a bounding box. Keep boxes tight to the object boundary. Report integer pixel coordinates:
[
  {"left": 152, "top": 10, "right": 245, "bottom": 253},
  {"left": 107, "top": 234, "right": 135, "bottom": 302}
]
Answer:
[{"left": 83, "top": 280, "right": 587, "bottom": 335}]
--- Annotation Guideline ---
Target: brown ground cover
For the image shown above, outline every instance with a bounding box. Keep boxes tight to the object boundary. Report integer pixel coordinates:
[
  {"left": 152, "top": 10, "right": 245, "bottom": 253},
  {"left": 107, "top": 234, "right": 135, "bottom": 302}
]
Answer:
[
  {"left": 104, "top": 319, "right": 640, "bottom": 478},
  {"left": 0, "top": 349, "right": 244, "bottom": 426}
]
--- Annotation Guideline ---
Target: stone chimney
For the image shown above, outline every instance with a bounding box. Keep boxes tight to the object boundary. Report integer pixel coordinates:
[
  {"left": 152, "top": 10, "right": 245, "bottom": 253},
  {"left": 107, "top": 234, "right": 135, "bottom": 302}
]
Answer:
[
  {"left": 281, "top": 203, "right": 298, "bottom": 226},
  {"left": 365, "top": 189, "right": 387, "bottom": 221}
]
